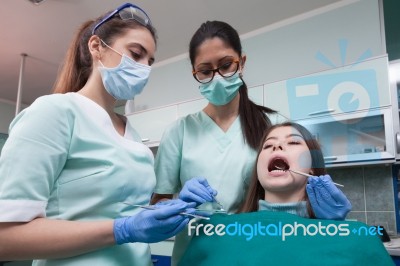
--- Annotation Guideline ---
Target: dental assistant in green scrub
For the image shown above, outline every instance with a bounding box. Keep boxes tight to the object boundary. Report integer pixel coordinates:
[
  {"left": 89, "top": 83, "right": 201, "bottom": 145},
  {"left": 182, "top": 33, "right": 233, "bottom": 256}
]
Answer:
[{"left": 0, "top": 3, "right": 200, "bottom": 266}]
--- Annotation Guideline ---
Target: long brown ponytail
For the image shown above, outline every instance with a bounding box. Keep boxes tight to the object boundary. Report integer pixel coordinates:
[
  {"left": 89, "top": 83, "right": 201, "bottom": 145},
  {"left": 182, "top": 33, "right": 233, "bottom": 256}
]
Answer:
[{"left": 52, "top": 20, "right": 94, "bottom": 94}]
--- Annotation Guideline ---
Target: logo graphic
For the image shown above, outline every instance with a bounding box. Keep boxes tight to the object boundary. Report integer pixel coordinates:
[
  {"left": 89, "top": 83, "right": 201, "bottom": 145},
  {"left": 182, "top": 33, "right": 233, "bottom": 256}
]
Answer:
[
  {"left": 287, "top": 69, "right": 378, "bottom": 121},
  {"left": 286, "top": 39, "right": 383, "bottom": 162},
  {"left": 188, "top": 220, "right": 384, "bottom": 242}
]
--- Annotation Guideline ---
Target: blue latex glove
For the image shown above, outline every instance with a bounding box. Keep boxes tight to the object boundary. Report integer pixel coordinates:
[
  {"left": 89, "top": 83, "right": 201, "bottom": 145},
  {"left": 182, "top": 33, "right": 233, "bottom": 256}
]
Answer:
[
  {"left": 306, "top": 175, "right": 352, "bottom": 220},
  {"left": 179, "top": 177, "right": 217, "bottom": 206},
  {"left": 113, "top": 199, "right": 193, "bottom": 244}
]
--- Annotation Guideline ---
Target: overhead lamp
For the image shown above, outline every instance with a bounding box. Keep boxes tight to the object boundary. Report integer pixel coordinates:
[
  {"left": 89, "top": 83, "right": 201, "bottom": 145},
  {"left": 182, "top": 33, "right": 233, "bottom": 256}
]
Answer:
[{"left": 28, "top": 0, "right": 46, "bottom": 5}]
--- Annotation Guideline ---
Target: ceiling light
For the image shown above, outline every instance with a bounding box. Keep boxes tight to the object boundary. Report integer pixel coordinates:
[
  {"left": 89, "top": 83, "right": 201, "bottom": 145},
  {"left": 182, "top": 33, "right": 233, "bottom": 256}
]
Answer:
[{"left": 28, "top": 0, "right": 46, "bottom": 5}]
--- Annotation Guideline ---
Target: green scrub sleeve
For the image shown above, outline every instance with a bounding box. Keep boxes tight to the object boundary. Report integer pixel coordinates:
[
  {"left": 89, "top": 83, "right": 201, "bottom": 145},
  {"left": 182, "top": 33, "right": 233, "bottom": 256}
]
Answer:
[
  {"left": 153, "top": 119, "right": 184, "bottom": 194},
  {"left": 0, "top": 96, "right": 72, "bottom": 221}
]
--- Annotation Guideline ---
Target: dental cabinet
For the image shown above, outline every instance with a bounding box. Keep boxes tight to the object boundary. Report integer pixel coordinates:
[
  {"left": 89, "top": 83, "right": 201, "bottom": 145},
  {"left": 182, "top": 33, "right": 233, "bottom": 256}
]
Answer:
[
  {"left": 264, "top": 56, "right": 391, "bottom": 121},
  {"left": 127, "top": 104, "right": 177, "bottom": 147},
  {"left": 126, "top": 56, "right": 397, "bottom": 167},
  {"left": 299, "top": 108, "right": 395, "bottom": 167},
  {"left": 125, "top": 85, "right": 264, "bottom": 147},
  {"left": 264, "top": 55, "right": 398, "bottom": 167}
]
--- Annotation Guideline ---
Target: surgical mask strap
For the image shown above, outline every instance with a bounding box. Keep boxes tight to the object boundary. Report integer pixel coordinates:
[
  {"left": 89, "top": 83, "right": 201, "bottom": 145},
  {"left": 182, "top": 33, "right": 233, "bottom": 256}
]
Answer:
[
  {"left": 98, "top": 39, "right": 126, "bottom": 69},
  {"left": 100, "top": 39, "right": 124, "bottom": 57}
]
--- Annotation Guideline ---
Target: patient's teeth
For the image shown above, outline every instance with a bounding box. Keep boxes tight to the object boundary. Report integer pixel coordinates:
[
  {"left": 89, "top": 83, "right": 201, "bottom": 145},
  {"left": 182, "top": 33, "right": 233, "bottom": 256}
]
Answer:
[{"left": 271, "top": 169, "right": 285, "bottom": 173}]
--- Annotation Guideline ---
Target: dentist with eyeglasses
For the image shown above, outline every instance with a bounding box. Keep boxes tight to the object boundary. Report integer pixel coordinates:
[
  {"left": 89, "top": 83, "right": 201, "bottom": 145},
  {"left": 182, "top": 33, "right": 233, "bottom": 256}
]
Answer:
[{"left": 0, "top": 3, "right": 211, "bottom": 265}]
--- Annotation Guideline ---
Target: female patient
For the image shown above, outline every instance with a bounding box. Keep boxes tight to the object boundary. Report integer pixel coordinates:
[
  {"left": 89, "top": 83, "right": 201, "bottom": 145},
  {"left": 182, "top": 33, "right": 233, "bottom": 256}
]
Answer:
[
  {"left": 179, "top": 122, "right": 392, "bottom": 266},
  {"left": 238, "top": 121, "right": 335, "bottom": 217}
]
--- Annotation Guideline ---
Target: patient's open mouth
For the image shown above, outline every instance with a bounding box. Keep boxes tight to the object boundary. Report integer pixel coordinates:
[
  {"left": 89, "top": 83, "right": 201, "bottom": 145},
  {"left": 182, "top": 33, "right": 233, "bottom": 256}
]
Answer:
[{"left": 268, "top": 158, "right": 290, "bottom": 172}]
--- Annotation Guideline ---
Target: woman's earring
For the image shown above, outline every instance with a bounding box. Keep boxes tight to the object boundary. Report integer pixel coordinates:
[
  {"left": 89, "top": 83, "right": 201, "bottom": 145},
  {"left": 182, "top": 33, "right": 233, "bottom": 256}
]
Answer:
[{"left": 238, "top": 68, "right": 244, "bottom": 78}]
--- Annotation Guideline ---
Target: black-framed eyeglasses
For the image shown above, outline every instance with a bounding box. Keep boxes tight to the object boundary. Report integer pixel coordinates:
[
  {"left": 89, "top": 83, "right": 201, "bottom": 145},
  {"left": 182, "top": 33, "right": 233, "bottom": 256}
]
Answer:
[
  {"left": 192, "top": 59, "right": 240, "bottom": 84},
  {"left": 92, "top": 3, "right": 152, "bottom": 35}
]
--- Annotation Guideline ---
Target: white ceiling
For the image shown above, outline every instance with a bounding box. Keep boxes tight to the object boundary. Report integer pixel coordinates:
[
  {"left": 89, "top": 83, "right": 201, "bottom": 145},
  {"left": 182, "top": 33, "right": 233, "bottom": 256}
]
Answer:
[{"left": 0, "top": 0, "right": 341, "bottom": 106}]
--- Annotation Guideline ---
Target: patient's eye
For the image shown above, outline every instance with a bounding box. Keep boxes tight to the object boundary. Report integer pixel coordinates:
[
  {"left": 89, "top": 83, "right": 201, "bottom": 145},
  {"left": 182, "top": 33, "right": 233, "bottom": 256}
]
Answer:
[{"left": 263, "top": 143, "right": 273, "bottom": 149}]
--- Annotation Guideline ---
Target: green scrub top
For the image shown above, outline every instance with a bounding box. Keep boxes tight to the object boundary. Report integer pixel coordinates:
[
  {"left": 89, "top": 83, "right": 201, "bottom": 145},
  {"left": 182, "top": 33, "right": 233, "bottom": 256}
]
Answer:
[
  {"left": 154, "top": 110, "right": 286, "bottom": 265},
  {"left": 0, "top": 93, "right": 156, "bottom": 266}
]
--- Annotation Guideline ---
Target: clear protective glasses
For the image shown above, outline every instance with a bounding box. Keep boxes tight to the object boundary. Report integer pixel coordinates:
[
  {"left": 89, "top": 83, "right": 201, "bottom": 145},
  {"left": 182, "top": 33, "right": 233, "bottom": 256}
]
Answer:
[
  {"left": 192, "top": 58, "right": 240, "bottom": 84},
  {"left": 92, "top": 3, "right": 152, "bottom": 35}
]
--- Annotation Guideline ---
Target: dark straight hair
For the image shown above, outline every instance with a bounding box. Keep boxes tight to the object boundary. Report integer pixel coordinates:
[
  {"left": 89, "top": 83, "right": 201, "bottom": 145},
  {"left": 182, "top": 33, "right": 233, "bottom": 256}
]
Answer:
[
  {"left": 238, "top": 122, "right": 327, "bottom": 217},
  {"left": 52, "top": 10, "right": 157, "bottom": 94},
  {"left": 189, "top": 21, "right": 276, "bottom": 150}
]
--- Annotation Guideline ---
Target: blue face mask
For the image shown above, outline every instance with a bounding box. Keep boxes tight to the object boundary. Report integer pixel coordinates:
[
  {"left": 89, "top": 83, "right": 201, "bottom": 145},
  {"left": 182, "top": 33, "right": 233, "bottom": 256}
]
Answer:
[
  {"left": 199, "top": 73, "right": 243, "bottom": 106},
  {"left": 98, "top": 41, "right": 151, "bottom": 100}
]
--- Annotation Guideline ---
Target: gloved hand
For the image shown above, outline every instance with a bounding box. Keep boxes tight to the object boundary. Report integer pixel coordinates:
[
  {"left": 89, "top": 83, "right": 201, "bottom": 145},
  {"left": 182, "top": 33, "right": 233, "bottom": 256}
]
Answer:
[
  {"left": 179, "top": 177, "right": 217, "bottom": 206},
  {"left": 306, "top": 175, "right": 352, "bottom": 220},
  {"left": 113, "top": 199, "right": 194, "bottom": 244}
]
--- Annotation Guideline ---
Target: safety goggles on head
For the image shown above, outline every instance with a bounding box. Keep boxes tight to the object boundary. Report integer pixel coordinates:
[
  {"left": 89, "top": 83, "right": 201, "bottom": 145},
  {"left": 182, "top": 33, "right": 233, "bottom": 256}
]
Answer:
[
  {"left": 192, "top": 58, "right": 241, "bottom": 84},
  {"left": 92, "top": 2, "right": 152, "bottom": 35}
]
